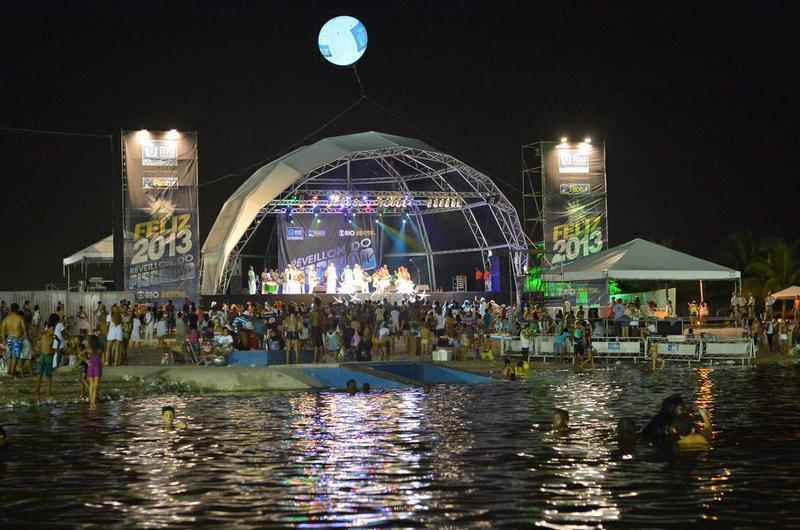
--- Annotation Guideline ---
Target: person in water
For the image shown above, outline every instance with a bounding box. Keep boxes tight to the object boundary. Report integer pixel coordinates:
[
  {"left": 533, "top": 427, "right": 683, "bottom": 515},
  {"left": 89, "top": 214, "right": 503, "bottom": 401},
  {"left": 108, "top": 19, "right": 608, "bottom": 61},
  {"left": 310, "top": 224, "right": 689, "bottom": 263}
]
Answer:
[
  {"left": 553, "top": 409, "right": 569, "bottom": 434},
  {"left": 672, "top": 407, "right": 712, "bottom": 449},
  {"left": 346, "top": 379, "right": 358, "bottom": 396},
  {"left": 641, "top": 394, "right": 686, "bottom": 438},
  {"left": 362, "top": 382, "right": 371, "bottom": 394},
  {"left": 162, "top": 406, "right": 186, "bottom": 430},
  {"left": 500, "top": 358, "right": 516, "bottom": 380},
  {"left": 616, "top": 418, "right": 639, "bottom": 445},
  {"left": 515, "top": 359, "right": 531, "bottom": 377}
]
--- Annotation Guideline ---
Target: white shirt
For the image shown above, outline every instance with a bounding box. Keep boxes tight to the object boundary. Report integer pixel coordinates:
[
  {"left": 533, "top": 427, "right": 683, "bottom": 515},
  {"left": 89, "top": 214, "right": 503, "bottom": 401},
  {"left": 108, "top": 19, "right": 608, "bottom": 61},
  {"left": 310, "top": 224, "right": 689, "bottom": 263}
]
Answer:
[
  {"left": 390, "top": 309, "right": 400, "bottom": 326},
  {"left": 53, "top": 322, "right": 65, "bottom": 349}
]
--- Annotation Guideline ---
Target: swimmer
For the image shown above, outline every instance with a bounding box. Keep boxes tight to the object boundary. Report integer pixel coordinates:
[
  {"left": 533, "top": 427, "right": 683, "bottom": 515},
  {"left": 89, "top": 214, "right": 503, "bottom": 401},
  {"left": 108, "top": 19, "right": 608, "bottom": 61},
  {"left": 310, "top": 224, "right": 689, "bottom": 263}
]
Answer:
[
  {"left": 515, "top": 359, "right": 531, "bottom": 376},
  {"left": 641, "top": 394, "right": 686, "bottom": 439},
  {"left": 362, "top": 382, "right": 371, "bottom": 394},
  {"left": 162, "top": 406, "right": 186, "bottom": 430},
  {"left": 672, "top": 407, "right": 712, "bottom": 449},
  {"left": 553, "top": 408, "right": 569, "bottom": 434},
  {"left": 500, "top": 358, "right": 515, "bottom": 380},
  {"left": 616, "top": 418, "right": 639, "bottom": 444},
  {"left": 346, "top": 379, "right": 358, "bottom": 396}
]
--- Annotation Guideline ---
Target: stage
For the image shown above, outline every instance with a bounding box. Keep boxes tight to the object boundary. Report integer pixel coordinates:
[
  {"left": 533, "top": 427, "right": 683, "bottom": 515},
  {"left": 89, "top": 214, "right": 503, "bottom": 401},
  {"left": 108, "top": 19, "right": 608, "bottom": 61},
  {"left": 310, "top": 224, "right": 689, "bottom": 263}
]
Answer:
[{"left": 201, "top": 290, "right": 513, "bottom": 307}]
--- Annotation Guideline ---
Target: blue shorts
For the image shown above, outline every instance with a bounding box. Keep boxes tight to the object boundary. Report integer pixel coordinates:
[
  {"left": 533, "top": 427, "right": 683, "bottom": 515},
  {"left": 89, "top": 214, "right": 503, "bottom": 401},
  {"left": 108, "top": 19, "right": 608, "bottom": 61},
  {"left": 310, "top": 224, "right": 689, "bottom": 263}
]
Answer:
[{"left": 6, "top": 337, "right": 23, "bottom": 360}]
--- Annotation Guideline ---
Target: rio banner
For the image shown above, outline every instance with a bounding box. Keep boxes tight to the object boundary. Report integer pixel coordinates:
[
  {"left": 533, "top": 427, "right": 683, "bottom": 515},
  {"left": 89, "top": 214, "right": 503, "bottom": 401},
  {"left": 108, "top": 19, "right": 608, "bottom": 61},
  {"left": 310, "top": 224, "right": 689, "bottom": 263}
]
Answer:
[
  {"left": 122, "top": 131, "right": 199, "bottom": 303},
  {"left": 277, "top": 214, "right": 380, "bottom": 282},
  {"left": 542, "top": 141, "right": 608, "bottom": 266}
]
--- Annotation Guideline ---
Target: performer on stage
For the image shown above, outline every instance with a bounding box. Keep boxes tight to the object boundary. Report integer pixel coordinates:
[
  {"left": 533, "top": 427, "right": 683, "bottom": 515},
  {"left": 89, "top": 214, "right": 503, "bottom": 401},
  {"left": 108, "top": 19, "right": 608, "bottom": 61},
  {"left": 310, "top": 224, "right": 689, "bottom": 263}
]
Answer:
[
  {"left": 286, "top": 264, "right": 300, "bottom": 294},
  {"left": 395, "top": 266, "right": 415, "bottom": 295},
  {"left": 353, "top": 264, "right": 369, "bottom": 294},
  {"left": 297, "top": 267, "right": 306, "bottom": 294},
  {"left": 373, "top": 265, "right": 390, "bottom": 294},
  {"left": 247, "top": 266, "right": 257, "bottom": 295},
  {"left": 325, "top": 262, "right": 337, "bottom": 294},
  {"left": 265, "top": 269, "right": 278, "bottom": 294},
  {"left": 341, "top": 265, "right": 355, "bottom": 294},
  {"left": 260, "top": 267, "right": 270, "bottom": 294},
  {"left": 306, "top": 265, "right": 318, "bottom": 294}
]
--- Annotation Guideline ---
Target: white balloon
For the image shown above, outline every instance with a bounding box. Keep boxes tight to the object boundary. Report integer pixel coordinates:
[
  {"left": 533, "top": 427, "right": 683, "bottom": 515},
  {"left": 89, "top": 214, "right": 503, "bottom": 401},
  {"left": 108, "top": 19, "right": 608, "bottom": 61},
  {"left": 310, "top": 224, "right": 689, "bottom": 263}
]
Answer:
[{"left": 318, "top": 16, "right": 368, "bottom": 67}]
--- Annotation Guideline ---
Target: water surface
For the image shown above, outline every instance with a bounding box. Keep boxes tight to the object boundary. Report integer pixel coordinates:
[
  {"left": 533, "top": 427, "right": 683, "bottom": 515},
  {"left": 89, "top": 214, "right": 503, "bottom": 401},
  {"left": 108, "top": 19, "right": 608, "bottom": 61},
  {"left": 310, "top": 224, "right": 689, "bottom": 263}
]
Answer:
[{"left": 2, "top": 365, "right": 800, "bottom": 528}]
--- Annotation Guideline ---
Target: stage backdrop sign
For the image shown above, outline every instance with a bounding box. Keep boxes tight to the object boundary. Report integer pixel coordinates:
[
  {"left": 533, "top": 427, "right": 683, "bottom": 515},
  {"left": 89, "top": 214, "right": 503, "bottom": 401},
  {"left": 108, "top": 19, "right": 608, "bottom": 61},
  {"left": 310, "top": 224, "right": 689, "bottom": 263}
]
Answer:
[
  {"left": 122, "top": 131, "right": 200, "bottom": 304},
  {"left": 542, "top": 141, "right": 608, "bottom": 266},
  {"left": 278, "top": 215, "right": 379, "bottom": 282}
]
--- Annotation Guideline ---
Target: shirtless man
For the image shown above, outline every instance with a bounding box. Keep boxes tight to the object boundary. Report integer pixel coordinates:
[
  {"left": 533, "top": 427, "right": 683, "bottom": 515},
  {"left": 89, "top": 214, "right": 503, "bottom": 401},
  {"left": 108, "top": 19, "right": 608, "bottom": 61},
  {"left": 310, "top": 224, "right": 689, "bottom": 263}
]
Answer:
[{"left": 1, "top": 303, "right": 27, "bottom": 377}]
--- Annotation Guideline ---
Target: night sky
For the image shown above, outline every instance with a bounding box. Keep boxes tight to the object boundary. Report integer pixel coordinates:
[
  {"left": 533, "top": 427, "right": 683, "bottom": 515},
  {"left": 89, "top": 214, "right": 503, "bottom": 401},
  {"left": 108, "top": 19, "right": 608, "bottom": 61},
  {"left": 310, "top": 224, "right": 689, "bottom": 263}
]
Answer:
[{"left": 0, "top": 2, "right": 795, "bottom": 290}]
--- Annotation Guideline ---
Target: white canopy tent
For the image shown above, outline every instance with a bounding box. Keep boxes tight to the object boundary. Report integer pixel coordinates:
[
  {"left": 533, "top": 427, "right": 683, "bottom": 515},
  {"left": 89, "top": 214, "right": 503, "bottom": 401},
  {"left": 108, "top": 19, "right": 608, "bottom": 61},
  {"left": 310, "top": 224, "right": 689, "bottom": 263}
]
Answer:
[
  {"left": 63, "top": 235, "right": 114, "bottom": 269},
  {"left": 62, "top": 235, "right": 114, "bottom": 291},
  {"left": 200, "top": 131, "right": 528, "bottom": 294},
  {"left": 770, "top": 285, "right": 800, "bottom": 300},
  {"left": 542, "top": 238, "right": 740, "bottom": 282}
]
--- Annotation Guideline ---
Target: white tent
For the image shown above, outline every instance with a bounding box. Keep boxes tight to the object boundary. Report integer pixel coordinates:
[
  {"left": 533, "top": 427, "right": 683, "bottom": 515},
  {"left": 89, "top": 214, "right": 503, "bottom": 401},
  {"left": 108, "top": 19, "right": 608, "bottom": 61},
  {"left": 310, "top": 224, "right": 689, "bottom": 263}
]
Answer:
[
  {"left": 770, "top": 285, "right": 800, "bottom": 300},
  {"left": 63, "top": 235, "right": 114, "bottom": 268},
  {"left": 200, "top": 130, "right": 528, "bottom": 294},
  {"left": 542, "top": 238, "right": 740, "bottom": 281},
  {"left": 201, "top": 132, "right": 440, "bottom": 294}
]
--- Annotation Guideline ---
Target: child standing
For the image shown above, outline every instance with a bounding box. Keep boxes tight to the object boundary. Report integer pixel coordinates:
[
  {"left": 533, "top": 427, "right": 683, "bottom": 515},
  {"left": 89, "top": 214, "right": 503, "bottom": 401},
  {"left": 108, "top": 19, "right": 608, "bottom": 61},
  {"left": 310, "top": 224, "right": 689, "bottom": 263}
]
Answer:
[
  {"left": 86, "top": 335, "right": 103, "bottom": 409},
  {"left": 76, "top": 339, "right": 90, "bottom": 400},
  {"left": 37, "top": 314, "right": 60, "bottom": 399}
]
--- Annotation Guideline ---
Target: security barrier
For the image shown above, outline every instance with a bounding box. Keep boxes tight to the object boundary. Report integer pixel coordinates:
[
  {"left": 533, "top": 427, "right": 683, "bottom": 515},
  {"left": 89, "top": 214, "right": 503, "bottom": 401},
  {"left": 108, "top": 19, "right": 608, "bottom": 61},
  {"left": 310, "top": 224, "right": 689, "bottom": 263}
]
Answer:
[
  {"left": 591, "top": 338, "right": 645, "bottom": 362},
  {"left": 646, "top": 335, "right": 754, "bottom": 365}
]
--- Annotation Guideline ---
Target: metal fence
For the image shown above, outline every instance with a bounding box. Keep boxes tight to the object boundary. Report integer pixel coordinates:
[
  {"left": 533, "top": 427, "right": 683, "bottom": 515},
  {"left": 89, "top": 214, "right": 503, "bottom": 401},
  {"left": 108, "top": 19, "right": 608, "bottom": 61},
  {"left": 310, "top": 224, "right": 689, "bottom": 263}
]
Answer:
[
  {"left": 0, "top": 290, "right": 134, "bottom": 331},
  {"left": 501, "top": 333, "right": 754, "bottom": 366}
]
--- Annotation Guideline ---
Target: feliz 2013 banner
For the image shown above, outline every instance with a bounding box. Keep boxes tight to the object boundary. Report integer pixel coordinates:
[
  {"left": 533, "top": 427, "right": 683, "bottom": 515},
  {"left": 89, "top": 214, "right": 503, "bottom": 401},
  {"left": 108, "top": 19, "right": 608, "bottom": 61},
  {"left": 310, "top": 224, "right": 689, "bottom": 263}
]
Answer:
[
  {"left": 542, "top": 141, "right": 608, "bottom": 266},
  {"left": 122, "top": 131, "right": 199, "bottom": 304}
]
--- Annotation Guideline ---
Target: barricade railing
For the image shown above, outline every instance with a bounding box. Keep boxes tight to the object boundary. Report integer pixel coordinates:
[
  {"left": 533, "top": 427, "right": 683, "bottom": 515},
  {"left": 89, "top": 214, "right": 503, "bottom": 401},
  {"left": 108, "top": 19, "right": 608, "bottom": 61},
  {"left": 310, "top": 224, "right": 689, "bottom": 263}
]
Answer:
[
  {"left": 645, "top": 335, "right": 754, "bottom": 365},
  {"left": 700, "top": 335, "right": 755, "bottom": 365},
  {"left": 502, "top": 333, "right": 754, "bottom": 366},
  {"left": 590, "top": 337, "right": 646, "bottom": 363},
  {"left": 531, "top": 335, "right": 572, "bottom": 362},
  {"left": 646, "top": 336, "right": 701, "bottom": 364}
]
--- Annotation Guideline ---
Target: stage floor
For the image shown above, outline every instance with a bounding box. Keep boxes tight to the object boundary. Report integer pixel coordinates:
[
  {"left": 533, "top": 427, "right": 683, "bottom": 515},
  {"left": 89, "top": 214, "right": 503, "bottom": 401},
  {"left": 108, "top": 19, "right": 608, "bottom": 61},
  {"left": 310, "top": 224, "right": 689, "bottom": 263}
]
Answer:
[{"left": 202, "top": 290, "right": 512, "bottom": 306}]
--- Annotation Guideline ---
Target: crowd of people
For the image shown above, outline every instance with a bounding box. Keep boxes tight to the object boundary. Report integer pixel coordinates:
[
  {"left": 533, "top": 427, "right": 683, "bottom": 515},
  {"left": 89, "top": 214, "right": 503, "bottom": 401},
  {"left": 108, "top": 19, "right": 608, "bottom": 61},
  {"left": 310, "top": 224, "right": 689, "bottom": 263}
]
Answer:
[{"left": 3, "top": 289, "right": 799, "bottom": 402}]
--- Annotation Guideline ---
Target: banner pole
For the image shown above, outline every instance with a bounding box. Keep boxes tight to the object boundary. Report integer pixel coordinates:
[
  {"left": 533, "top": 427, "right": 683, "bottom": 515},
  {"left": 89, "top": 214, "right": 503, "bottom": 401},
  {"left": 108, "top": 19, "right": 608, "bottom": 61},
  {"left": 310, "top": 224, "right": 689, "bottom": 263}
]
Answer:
[{"left": 112, "top": 131, "right": 125, "bottom": 291}]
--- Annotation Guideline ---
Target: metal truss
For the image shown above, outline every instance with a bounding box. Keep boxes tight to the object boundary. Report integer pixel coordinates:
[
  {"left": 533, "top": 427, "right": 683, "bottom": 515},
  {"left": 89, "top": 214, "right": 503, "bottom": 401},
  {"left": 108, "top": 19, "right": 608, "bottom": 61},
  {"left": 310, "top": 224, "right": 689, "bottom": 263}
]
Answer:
[{"left": 213, "top": 145, "right": 529, "bottom": 294}]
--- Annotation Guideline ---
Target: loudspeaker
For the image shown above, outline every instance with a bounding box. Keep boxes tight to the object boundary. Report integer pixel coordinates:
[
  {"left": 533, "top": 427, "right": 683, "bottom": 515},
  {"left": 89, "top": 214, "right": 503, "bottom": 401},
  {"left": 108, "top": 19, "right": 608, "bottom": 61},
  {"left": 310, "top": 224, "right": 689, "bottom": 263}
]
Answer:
[{"left": 656, "top": 319, "right": 683, "bottom": 336}]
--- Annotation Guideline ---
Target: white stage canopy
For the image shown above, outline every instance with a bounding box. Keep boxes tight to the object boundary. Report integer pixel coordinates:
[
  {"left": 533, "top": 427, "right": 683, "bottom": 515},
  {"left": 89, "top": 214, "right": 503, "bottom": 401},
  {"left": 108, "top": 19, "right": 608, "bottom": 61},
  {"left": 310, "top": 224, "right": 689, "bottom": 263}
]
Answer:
[
  {"left": 542, "top": 238, "right": 740, "bottom": 282},
  {"left": 770, "top": 285, "right": 800, "bottom": 300},
  {"left": 63, "top": 235, "right": 113, "bottom": 268},
  {"left": 200, "top": 131, "right": 528, "bottom": 294}
]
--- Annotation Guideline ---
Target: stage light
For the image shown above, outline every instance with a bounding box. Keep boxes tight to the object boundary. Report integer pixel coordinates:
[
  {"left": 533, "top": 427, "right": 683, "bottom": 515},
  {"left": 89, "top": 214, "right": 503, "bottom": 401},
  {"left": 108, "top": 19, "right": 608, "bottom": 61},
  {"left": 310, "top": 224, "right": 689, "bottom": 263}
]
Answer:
[
  {"left": 402, "top": 218, "right": 406, "bottom": 224},
  {"left": 584, "top": 137, "right": 592, "bottom": 144},
  {"left": 362, "top": 195, "right": 368, "bottom": 201},
  {"left": 488, "top": 249, "right": 493, "bottom": 257},
  {"left": 560, "top": 136, "right": 567, "bottom": 143},
  {"left": 166, "top": 129, "right": 180, "bottom": 139},
  {"left": 137, "top": 129, "right": 149, "bottom": 139}
]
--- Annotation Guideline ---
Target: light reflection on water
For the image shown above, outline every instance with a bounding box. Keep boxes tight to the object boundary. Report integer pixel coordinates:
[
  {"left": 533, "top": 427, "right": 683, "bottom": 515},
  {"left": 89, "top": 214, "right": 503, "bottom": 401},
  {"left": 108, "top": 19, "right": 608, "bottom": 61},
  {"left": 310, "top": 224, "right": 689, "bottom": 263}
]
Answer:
[{"left": 2, "top": 365, "right": 800, "bottom": 528}]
